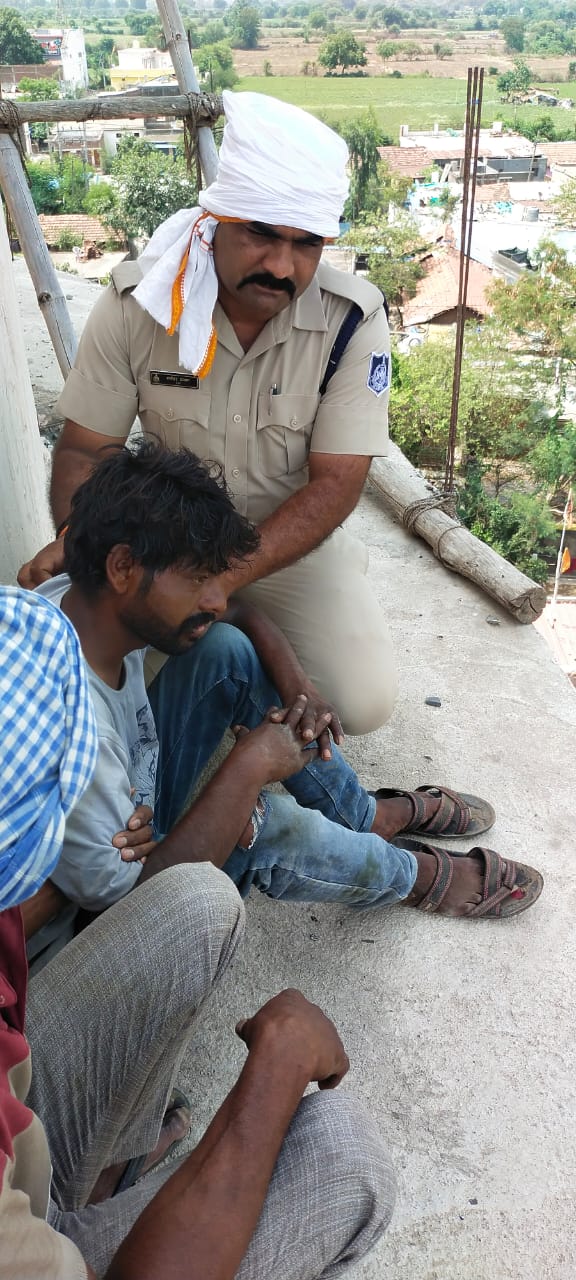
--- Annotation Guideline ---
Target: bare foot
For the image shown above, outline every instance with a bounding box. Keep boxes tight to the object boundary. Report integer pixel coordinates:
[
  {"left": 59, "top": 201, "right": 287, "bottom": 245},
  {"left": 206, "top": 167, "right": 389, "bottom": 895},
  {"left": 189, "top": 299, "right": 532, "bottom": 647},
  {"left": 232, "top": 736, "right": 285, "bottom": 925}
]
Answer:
[
  {"left": 88, "top": 1102, "right": 191, "bottom": 1204},
  {"left": 372, "top": 792, "right": 441, "bottom": 841}
]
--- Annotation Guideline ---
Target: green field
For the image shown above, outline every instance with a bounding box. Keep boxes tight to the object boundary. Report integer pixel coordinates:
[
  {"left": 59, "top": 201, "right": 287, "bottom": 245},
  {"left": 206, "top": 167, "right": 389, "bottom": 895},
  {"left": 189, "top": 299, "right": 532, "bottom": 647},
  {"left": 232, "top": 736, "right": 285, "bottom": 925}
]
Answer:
[{"left": 239, "top": 74, "right": 576, "bottom": 138}]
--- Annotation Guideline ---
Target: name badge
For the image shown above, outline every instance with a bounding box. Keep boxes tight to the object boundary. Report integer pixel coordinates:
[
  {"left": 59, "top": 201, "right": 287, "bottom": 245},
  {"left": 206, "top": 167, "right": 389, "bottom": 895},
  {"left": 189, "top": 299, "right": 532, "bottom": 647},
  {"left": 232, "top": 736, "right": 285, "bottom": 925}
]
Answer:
[{"left": 150, "top": 370, "right": 200, "bottom": 389}]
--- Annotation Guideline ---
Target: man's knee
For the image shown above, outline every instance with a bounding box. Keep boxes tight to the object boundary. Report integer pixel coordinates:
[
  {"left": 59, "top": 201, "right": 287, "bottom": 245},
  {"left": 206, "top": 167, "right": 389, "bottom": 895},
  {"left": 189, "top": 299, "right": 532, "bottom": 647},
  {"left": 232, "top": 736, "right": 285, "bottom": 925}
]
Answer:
[
  {"left": 339, "top": 670, "right": 398, "bottom": 736},
  {"left": 133, "top": 862, "right": 245, "bottom": 977},
  {"left": 293, "top": 1091, "right": 396, "bottom": 1246}
]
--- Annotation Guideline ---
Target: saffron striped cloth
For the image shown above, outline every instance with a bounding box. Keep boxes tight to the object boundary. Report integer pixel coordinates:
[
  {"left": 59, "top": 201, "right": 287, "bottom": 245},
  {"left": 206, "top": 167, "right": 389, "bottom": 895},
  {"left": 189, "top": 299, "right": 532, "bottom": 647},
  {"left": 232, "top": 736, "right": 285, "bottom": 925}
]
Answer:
[{"left": 0, "top": 587, "right": 97, "bottom": 910}]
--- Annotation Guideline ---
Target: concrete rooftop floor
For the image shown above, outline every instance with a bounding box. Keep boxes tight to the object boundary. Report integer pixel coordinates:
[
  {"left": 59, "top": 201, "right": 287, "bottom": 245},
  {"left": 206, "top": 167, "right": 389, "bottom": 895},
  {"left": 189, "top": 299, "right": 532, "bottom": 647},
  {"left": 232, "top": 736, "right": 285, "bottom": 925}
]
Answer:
[{"left": 15, "top": 260, "right": 576, "bottom": 1280}]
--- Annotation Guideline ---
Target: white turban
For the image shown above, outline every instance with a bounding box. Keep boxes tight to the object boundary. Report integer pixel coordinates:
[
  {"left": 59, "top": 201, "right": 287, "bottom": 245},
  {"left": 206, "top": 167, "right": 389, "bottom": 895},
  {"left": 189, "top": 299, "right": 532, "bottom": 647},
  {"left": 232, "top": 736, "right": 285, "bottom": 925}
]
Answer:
[{"left": 133, "top": 91, "right": 349, "bottom": 375}]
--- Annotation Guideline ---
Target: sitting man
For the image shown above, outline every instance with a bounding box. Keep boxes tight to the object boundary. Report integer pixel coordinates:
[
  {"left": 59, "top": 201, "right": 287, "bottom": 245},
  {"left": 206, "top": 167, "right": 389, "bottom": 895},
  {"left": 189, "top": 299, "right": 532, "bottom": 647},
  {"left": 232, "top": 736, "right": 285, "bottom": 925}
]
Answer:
[
  {"left": 0, "top": 584, "right": 396, "bottom": 1280},
  {"left": 28, "top": 440, "right": 543, "bottom": 966}
]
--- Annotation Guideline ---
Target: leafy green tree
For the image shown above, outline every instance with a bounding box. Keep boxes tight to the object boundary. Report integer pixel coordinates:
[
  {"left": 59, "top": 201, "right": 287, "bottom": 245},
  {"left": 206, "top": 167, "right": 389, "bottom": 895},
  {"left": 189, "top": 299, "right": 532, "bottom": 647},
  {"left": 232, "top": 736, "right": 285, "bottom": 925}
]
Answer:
[
  {"left": 489, "top": 240, "right": 576, "bottom": 376},
  {"left": 343, "top": 212, "right": 429, "bottom": 309},
  {"left": 501, "top": 15, "right": 525, "bottom": 53},
  {"left": 334, "top": 110, "right": 385, "bottom": 220},
  {"left": 377, "top": 40, "right": 396, "bottom": 60},
  {"left": 0, "top": 6, "right": 44, "bottom": 62},
  {"left": 84, "top": 182, "right": 118, "bottom": 217},
  {"left": 26, "top": 159, "right": 61, "bottom": 214},
  {"left": 17, "top": 75, "right": 59, "bottom": 98},
  {"left": 497, "top": 58, "right": 531, "bottom": 99},
  {"left": 308, "top": 7, "right": 327, "bottom": 28},
  {"left": 457, "top": 464, "right": 555, "bottom": 583},
  {"left": 318, "top": 30, "right": 367, "bottom": 73},
  {"left": 229, "top": 1, "right": 261, "bottom": 50},
  {"left": 108, "top": 137, "right": 196, "bottom": 239},
  {"left": 195, "top": 41, "right": 238, "bottom": 91}
]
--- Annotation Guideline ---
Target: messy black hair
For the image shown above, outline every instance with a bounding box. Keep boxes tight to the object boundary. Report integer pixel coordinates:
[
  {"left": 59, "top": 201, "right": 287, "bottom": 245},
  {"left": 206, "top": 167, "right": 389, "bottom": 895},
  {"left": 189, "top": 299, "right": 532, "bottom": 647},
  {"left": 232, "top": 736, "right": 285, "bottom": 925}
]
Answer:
[{"left": 64, "top": 438, "right": 260, "bottom": 592}]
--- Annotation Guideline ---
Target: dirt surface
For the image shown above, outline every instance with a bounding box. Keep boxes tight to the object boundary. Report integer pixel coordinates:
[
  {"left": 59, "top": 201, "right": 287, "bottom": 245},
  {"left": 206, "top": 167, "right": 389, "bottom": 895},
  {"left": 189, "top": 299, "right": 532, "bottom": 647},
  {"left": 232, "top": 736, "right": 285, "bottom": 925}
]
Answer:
[{"left": 234, "top": 28, "right": 576, "bottom": 82}]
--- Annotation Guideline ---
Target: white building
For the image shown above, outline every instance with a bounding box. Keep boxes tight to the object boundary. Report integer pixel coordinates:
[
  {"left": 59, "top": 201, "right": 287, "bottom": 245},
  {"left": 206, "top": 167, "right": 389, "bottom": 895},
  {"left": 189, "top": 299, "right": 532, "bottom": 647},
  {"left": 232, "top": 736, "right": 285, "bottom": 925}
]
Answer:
[{"left": 31, "top": 28, "right": 89, "bottom": 91}]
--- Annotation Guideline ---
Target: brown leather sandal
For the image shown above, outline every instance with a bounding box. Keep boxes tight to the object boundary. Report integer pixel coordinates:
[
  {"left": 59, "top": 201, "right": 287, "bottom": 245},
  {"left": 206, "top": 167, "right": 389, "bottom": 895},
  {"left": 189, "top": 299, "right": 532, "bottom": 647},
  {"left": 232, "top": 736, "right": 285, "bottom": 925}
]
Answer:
[
  {"left": 371, "top": 785, "right": 495, "bottom": 839},
  {"left": 398, "top": 839, "right": 544, "bottom": 918}
]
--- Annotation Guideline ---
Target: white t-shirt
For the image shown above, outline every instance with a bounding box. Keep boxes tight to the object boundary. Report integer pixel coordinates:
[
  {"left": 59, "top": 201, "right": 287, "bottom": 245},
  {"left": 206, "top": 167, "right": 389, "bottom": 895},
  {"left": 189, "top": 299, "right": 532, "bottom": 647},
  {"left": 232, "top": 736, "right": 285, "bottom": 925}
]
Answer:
[{"left": 34, "top": 576, "right": 155, "bottom": 917}]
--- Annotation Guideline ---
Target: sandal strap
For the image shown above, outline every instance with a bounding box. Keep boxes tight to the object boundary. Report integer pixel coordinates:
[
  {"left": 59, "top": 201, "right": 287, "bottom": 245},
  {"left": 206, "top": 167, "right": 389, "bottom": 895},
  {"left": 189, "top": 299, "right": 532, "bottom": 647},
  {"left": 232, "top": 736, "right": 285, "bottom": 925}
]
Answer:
[
  {"left": 414, "top": 844, "right": 454, "bottom": 913},
  {"left": 415, "top": 786, "right": 471, "bottom": 836},
  {"left": 465, "top": 849, "right": 519, "bottom": 918}
]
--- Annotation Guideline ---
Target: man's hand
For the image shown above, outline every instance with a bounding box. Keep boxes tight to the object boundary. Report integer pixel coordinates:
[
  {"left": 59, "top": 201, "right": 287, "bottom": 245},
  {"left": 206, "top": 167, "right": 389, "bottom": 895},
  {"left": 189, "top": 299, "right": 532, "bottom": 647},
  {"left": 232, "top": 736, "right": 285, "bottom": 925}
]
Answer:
[
  {"left": 18, "top": 538, "right": 64, "bottom": 589},
  {"left": 236, "top": 988, "right": 350, "bottom": 1090},
  {"left": 232, "top": 695, "right": 319, "bottom": 783},
  {"left": 113, "top": 804, "right": 157, "bottom": 864},
  {"left": 271, "top": 679, "right": 343, "bottom": 761}
]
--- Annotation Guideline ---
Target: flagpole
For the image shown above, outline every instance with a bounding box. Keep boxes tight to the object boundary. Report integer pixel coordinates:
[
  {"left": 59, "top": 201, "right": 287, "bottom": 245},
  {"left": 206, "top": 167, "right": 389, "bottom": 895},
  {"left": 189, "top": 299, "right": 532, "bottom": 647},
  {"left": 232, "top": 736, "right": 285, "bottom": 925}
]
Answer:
[{"left": 550, "top": 488, "right": 573, "bottom": 627}]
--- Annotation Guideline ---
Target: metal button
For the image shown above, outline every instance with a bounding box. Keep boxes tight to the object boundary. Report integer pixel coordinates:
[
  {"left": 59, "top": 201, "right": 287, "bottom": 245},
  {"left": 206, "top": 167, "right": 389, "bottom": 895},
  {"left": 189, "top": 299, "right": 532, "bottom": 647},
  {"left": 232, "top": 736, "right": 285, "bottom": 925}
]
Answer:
[
  {"left": 0, "top": 994, "right": 5, "bottom": 1006},
  {"left": 166, "top": 408, "right": 174, "bottom": 420},
  {"left": 233, "top": 413, "right": 241, "bottom": 423},
  {"left": 290, "top": 417, "right": 298, "bottom": 427},
  {"left": 232, "top": 468, "right": 240, "bottom": 478}
]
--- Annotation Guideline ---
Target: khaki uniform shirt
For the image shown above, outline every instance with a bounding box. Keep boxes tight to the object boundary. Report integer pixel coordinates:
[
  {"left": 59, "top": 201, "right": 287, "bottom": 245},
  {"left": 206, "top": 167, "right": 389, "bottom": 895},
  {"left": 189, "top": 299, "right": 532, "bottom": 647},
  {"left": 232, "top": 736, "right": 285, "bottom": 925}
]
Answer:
[{"left": 57, "top": 260, "right": 390, "bottom": 525}]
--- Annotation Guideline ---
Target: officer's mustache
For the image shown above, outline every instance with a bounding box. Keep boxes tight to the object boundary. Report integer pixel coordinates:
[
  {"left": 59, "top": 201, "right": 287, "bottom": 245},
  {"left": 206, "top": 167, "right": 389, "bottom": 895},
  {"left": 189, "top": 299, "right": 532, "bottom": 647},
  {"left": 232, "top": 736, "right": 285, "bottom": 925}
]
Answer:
[{"left": 239, "top": 273, "right": 296, "bottom": 298}]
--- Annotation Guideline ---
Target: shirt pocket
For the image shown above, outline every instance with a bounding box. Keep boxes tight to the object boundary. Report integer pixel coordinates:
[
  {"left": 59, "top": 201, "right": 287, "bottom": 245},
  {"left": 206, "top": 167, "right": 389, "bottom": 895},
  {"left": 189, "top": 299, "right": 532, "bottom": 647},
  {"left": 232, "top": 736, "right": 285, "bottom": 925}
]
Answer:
[
  {"left": 137, "top": 379, "right": 211, "bottom": 455},
  {"left": 256, "top": 393, "right": 319, "bottom": 478}
]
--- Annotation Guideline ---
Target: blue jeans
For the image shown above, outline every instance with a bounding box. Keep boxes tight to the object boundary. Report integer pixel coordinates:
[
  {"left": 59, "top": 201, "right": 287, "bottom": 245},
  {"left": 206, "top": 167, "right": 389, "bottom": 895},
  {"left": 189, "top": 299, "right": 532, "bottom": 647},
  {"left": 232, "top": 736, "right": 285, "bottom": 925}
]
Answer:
[{"left": 148, "top": 624, "right": 417, "bottom": 908}]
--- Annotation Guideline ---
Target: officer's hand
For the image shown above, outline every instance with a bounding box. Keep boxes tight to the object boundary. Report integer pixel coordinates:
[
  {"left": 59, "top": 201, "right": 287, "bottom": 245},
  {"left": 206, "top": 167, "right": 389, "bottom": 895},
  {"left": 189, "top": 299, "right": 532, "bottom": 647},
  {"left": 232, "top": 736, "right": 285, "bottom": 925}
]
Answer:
[
  {"left": 18, "top": 539, "right": 65, "bottom": 589},
  {"left": 236, "top": 989, "right": 350, "bottom": 1090},
  {"left": 232, "top": 695, "right": 318, "bottom": 783}
]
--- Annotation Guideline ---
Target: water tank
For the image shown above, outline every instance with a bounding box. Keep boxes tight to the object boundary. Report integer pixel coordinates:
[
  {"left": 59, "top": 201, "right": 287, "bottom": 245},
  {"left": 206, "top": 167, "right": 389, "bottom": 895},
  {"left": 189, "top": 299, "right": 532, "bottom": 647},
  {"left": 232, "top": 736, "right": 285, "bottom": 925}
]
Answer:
[{"left": 523, "top": 207, "right": 540, "bottom": 222}]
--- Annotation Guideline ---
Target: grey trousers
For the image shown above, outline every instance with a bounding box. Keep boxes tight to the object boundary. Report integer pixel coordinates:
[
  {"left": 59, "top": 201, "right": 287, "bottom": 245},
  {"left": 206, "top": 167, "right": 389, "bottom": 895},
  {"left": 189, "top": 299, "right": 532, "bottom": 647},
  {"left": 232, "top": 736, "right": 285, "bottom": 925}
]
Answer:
[{"left": 26, "top": 863, "right": 396, "bottom": 1278}]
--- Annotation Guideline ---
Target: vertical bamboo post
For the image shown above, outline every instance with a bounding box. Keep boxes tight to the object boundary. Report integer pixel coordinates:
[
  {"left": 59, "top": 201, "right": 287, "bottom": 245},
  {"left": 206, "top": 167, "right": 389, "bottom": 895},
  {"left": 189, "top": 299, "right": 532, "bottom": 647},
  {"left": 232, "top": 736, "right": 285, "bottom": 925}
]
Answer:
[
  {"left": 155, "top": 0, "right": 220, "bottom": 184},
  {"left": 0, "top": 133, "right": 77, "bottom": 377},
  {"left": 0, "top": 199, "right": 53, "bottom": 583}
]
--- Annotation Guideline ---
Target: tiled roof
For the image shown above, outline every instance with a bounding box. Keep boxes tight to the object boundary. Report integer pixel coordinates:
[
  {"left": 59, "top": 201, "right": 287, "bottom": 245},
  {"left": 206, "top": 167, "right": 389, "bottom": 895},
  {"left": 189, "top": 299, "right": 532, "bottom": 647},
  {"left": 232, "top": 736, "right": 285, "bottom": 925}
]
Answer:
[
  {"left": 38, "top": 214, "right": 124, "bottom": 247},
  {"left": 544, "top": 142, "right": 576, "bottom": 166},
  {"left": 378, "top": 146, "right": 432, "bottom": 178},
  {"left": 401, "top": 246, "right": 493, "bottom": 326}
]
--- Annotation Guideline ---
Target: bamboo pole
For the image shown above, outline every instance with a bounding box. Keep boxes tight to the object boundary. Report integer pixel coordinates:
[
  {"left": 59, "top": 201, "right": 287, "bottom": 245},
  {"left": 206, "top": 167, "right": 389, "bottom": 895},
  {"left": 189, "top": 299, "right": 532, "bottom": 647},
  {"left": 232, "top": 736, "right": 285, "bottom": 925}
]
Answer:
[
  {"left": 0, "top": 199, "right": 53, "bottom": 583},
  {"left": 0, "top": 92, "right": 222, "bottom": 126},
  {"left": 156, "top": 0, "right": 220, "bottom": 184},
  {"left": 369, "top": 446, "right": 546, "bottom": 624},
  {"left": 0, "top": 133, "right": 77, "bottom": 376}
]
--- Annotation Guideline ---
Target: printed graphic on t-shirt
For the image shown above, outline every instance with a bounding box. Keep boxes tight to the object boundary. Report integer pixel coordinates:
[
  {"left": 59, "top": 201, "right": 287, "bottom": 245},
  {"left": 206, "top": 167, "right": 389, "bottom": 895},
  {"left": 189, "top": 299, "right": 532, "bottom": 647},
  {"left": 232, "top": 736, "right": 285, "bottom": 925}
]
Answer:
[{"left": 129, "top": 702, "right": 159, "bottom": 808}]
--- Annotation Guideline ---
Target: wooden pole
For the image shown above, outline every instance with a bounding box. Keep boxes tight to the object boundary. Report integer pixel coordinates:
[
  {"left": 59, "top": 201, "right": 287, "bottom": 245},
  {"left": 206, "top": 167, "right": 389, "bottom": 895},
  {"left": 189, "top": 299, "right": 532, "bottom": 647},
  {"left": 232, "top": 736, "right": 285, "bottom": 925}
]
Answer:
[
  {"left": 156, "top": 0, "right": 220, "bottom": 184},
  {"left": 0, "top": 199, "right": 53, "bottom": 583},
  {"left": 369, "top": 447, "right": 547, "bottom": 624},
  {"left": 0, "top": 92, "right": 222, "bottom": 126},
  {"left": 0, "top": 133, "right": 77, "bottom": 377}
]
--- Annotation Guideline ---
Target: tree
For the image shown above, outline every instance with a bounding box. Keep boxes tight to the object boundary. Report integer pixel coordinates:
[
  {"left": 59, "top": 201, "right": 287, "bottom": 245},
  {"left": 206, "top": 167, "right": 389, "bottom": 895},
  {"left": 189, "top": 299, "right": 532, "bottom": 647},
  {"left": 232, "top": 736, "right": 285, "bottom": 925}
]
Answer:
[
  {"left": 0, "top": 6, "right": 44, "bottom": 62},
  {"left": 489, "top": 240, "right": 576, "bottom": 377},
  {"left": 501, "top": 15, "right": 525, "bottom": 53},
  {"left": 195, "top": 41, "right": 238, "bottom": 91},
  {"left": 334, "top": 110, "right": 385, "bottom": 220},
  {"left": 229, "top": 1, "right": 261, "bottom": 50},
  {"left": 344, "top": 212, "right": 430, "bottom": 309},
  {"left": 17, "top": 75, "right": 59, "bottom": 99},
  {"left": 108, "top": 137, "right": 197, "bottom": 240},
  {"left": 318, "top": 31, "right": 367, "bottom": 74},
  {"left": 497, "top": 58, "right": 531, "bottom": 99},
  {"left": 84, "top": 182, "right": 118, "bottom": 217}
]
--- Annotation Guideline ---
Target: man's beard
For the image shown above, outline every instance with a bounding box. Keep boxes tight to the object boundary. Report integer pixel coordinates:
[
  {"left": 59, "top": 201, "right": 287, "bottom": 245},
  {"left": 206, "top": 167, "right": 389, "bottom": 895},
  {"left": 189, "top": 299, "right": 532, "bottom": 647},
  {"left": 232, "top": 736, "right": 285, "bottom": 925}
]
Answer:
[{"left": 121, "top": 607, "right": 217, "bottom": 656}]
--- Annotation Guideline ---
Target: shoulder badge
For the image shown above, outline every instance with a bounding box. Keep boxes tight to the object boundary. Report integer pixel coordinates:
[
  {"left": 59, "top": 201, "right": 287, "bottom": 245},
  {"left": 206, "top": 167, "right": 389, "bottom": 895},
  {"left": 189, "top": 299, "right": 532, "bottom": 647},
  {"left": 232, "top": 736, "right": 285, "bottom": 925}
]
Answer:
[{"left": 367, "top": 352, "right": 390, "bottom": 398}]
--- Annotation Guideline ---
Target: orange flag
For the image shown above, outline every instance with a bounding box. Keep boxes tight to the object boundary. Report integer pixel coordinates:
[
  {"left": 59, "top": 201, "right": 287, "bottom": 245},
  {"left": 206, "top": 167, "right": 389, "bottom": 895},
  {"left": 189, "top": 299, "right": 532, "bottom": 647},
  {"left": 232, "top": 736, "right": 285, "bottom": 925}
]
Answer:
[{"left": 561, "top": 547, "right": 571, "bottom": 573}]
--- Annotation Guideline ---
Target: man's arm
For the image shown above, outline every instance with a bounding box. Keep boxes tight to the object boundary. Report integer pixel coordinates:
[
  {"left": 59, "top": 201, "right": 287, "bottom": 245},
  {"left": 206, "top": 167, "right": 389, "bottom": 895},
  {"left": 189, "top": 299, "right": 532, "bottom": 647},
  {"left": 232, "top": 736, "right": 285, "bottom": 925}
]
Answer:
[
  {"left": 221, "top": 452, "right": 371, "bottom": 594},
  {"left": 20, "top": 881, "right": 69, "bottom": 939},
  {"left": 18, "top": 421, "right": 129, "bottom": 588},
  {"left": 138, "top": 697, "right": 316, "bottom": 883},
  {"left": 224, "top": 600, "right": 344, "bottom": 753},
  {"left": 105, "top": 990, "right": 349, "bottom": 1280}
]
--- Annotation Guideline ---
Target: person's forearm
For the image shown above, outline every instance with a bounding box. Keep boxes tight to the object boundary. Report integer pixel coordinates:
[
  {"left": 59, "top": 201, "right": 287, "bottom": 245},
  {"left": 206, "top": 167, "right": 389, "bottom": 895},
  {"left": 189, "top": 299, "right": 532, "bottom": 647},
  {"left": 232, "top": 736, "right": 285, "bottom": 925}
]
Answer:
[
  {"left": 20, "top": 880, "right": 69, "bottom": 939},
  {"left": 225, "top": 601, "right": 306, "bottom": 701},
  {"left": 105, "top": 1036, "right": 309, "bottom": 1280},
  {"left": 138, "top": 746, "right": 264, "bottom": 882},
  {"left": 50, "top": 421, "right": 128, "bottom": 525}
]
